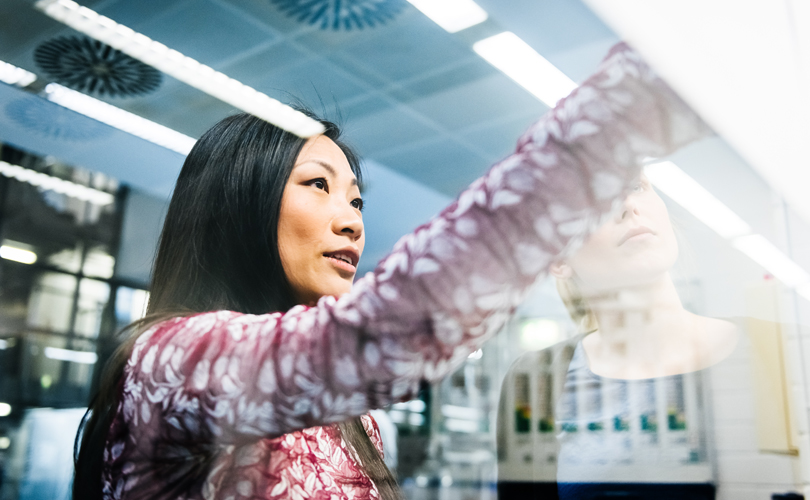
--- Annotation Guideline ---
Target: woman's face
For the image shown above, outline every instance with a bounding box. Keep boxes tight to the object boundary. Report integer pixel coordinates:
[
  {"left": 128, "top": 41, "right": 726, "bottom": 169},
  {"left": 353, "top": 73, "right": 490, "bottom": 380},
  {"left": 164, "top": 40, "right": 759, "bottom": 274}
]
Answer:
[
  {"left": 278, "top": 135, "right": 365, "bottom": 305},
  {"left": 564, "top": 175, "right": 678, "bottom": 292}
]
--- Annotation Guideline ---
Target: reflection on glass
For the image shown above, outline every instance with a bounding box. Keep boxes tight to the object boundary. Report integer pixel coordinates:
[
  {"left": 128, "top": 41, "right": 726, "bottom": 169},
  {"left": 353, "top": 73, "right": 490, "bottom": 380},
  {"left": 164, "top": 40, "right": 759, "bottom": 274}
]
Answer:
[
  {"left": 538, "top": 370, "right": 553, "bottom": 433},
  {"left": 115, "top": 287, "right": 150, "bottom": 327},
  {"left": 26, "top": 272, "right": 77, "bottom": 334},
  {"left": 514, "top": 373, "right": 530, "bottom": 434},
  {"left": 46, "top": 244, "right": 83, "bottom": 274},
  {"left": 74, "top": 278, "right": 110, "bottom": 338},
  {"left": 82, "top": 247, "right": 115, "bottom": 279}
]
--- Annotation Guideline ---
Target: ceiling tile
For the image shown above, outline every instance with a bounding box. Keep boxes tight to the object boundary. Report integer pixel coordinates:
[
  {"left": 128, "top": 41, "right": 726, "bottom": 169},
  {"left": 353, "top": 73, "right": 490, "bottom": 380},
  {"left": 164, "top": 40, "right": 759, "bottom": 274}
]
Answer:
[
  {"left": 126, "top": 84, "right": 236, "bottom": 137},
  {"left": 458, "top": 112, "right": 540, "bottom": 162},
  {"left": 218, "top": 42, "right": 310, "bottom": 86},
  {"left": 398, "top": 58, "right": 497, "bottom": 102},
  {"left": 372, "top": 138, "right": 490, "bottom": 196},
  {"left": 291, "top": 8, "right": 420, "bottom": 55},
  {"left": 408, "top": 73, "right": 547, "bottom": 132},
  {"left": 218, "top": 0, "right": 316, "bottom": 34},
  {"left": 96, "top": 0, "right": 189, "bottom": 31},
  {"left": 336, "top": 11, "right": 474, "bottom": 83},
  {"left": 339, "top": 94, "right": 392, "bottom": 122},
  {"left": 346, "top": 106, "right": 442, "bottom": 156},
  {"left": 251, "top": 57, "right": 372, "bottom": 110},
  {"left": 0, "top": 0, "right": 66, "bottom": 62},
  {"left": 136, "top": 0, "right": 276, "bottom": 66}
]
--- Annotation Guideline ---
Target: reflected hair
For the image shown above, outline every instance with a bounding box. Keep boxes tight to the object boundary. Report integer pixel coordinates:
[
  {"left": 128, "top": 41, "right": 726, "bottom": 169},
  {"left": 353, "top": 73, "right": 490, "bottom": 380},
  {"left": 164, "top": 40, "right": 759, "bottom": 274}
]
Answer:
[
  {"left": 74, "top": 112, "right": 401, "bottom": 499},
  {"left": 556, "top": 277, "right": 599, "bottom": 335}
]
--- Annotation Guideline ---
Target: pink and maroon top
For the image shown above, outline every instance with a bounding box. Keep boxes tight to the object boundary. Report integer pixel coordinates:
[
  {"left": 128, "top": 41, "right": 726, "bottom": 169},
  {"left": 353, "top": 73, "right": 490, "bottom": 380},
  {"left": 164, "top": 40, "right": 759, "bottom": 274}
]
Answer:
[{"left": 102, "top": 44, "right": 709, "bottom": 500}]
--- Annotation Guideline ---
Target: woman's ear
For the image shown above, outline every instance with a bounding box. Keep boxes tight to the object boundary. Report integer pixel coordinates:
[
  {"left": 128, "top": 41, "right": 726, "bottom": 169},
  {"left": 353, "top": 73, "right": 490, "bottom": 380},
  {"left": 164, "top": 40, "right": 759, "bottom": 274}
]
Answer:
[{"left": 550, "top": 261, "right": 573, "bottom": 279}]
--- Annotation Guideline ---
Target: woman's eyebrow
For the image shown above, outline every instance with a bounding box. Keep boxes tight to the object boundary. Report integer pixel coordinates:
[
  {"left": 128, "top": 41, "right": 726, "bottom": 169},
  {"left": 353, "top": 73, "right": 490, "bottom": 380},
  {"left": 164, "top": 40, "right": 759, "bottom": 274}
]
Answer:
[{"left": 303, "top": 160, "right": 358, "bottom": 186}]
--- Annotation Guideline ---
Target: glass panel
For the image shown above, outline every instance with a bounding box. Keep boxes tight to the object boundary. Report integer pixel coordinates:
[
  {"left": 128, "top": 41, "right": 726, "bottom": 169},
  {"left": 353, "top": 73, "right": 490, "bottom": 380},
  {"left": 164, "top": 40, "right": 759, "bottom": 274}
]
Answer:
[
  {"left": 25, "top": 272, "right": 76, "bottom": 334},
  {"left": 73, "top": 278, "right": 110, "bottom": 338},
  {"left": 21, "top": 333, "right": 96, "bottom": 407},
  {"left": 3, "top": 4, "right": 810, "bottom": 499},
  {"left": 82, "top": 247, "right": 115, "bottom": 279},
  {"left": 114, "top": 286, "right": 149, "bottom": 328},
  {"left": 45, "top": 244, "right": 83, "bottom": 274}
]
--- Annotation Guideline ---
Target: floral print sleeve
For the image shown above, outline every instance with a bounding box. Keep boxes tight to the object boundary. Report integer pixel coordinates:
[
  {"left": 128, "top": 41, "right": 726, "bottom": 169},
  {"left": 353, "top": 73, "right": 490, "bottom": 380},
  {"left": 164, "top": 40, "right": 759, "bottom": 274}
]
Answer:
[{"left": 105, "top": 44, "right": 709, "bottom": 498}]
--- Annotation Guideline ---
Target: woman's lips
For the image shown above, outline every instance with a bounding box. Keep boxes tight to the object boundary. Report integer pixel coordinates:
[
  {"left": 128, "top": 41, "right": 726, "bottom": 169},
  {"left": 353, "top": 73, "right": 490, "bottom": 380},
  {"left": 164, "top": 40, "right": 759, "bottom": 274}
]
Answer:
[
  {"left": 325, "top": 254, "right": 356, "bottom": 273},
  {"left": 618, "top": 226, "right": 654, "bottom": 246}
]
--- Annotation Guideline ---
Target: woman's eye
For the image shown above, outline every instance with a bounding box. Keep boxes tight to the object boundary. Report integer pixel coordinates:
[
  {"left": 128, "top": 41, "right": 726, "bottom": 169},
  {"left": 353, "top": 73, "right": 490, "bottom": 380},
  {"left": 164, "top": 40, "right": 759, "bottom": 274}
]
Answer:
[
  {"left": 309, "top": 178, "right": 328, "bottom": 192},
  {"left": 351, "top": 198, "right": 364, "bottom": 211}
]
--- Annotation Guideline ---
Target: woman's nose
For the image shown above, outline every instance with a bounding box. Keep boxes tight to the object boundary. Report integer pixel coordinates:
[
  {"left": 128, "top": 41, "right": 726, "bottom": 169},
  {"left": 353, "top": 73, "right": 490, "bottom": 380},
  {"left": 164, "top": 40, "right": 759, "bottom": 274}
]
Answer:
[
  {"left": 333, "top": 205, "right": 364, "bottom": 241},
  {"left": 614, "top": 195, "right": 641, "bottom": 222}
]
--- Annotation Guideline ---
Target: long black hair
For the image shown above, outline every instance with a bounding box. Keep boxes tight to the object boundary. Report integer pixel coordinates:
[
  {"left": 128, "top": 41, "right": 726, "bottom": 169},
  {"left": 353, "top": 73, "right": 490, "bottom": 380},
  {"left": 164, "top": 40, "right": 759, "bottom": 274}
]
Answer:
[{"left": 73, "top": 112, "right": 401, "bottom": 499}]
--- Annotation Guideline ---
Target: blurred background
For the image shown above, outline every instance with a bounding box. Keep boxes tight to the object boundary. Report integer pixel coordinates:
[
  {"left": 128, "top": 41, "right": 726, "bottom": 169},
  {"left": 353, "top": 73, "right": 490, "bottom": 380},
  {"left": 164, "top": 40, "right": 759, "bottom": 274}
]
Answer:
[{"left": 0, "top": 0, "right": 809, "bottom": 499}]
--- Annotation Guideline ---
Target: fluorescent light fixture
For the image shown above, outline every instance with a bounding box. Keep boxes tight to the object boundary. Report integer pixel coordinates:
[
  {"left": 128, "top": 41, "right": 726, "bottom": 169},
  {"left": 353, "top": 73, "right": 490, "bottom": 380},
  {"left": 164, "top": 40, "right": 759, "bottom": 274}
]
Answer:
[
  {"left": 44, "top": 346, "right": 98, "bottom": 364},
  {"left": 444, "top": 418, "right": 478, "bottom": 433},
  {"left": 646, "top": 161, "right": 752, "bottom": 239},
  {"left": 441, "top": 404, "right": 480, "bottom": 420},
  {"left": 0, "top": 245, "right": 37, "bottom": 265},
  {"left": 392, "top": 399, "right": 426, "bottom": 412},
  {"left": 388, "top": 410, "right": 405, "bottom": 423},
  {"left": 406, "top": 0, "right": 488, "bottom": 33},
  {"left": 35, "top": 0, "right": 324, "bottom": 138},
  {"left": 0, "top": 339, "right": 7, "bottom": 349},
  {"left": 520, "top": 318, "right": 561, "bottom": 350},
  {"left": 44, "top": 83, "right": 196, "bottom": 155},
  {"left": 0, "top": 60, "right": 36, "bottom": 87},
  {"left": 0, "top": 403, "right": 10, "bottom": 417},
  {"left": 0, "top": 437, "right": 9, "bottom": 449},
  {"left": 408, "top": 413, "right": 425, "bottom": 426},
  {"left": 0, "top": 160, "right": 115, "bottom": 205},
  {"left": 643, "top": 161, "right": 810, "bottom": 299},
  {"left": 473, "top": 32, "right": 577, "bottom": 107},
  {"left": 732, "top": 234, "right": 810, "bottom": 288}
]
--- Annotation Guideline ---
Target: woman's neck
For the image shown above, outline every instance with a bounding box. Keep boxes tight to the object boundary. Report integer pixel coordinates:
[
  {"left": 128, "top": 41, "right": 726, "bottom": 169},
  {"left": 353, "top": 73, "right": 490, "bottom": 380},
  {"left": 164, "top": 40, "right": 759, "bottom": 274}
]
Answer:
[{"left": 579, "top": 273, "right": 737, "bottom": 379}]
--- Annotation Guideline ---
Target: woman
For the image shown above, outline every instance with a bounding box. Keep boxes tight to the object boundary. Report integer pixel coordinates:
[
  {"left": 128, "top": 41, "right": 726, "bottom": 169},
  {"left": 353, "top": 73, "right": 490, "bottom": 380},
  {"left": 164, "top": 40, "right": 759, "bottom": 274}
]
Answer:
[
  {"left": 74, "top": 43, "right": 708, "bottom": 499},
  {"left": 495, "top": 174, "right": 749, "bottom": 499},
  {"left": 552, "top": 172, "right": 738, "bottom": 379}
]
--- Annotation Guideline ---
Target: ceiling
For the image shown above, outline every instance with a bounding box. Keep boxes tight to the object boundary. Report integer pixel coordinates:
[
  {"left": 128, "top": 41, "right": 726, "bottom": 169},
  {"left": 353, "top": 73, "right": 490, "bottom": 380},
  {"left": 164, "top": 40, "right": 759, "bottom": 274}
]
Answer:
[
  {"left": 1, "top": 0, "right": 807, "bottom": 292},
  {"left": 0, "top": 0, "right": 618, "bottom": 197},
  {"left": 0, "top": 0, "right": 626, "bottom": 275}
]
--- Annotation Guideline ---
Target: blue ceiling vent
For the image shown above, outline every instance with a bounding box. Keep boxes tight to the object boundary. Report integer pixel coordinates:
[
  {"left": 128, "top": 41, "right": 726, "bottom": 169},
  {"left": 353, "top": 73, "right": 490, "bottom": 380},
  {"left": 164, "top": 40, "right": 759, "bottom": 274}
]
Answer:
[
  {"left": 34, "top": 36, "right": 162, "bottom": 98},
  {"left": 270, "top": 0, "right": 406, "bottom": 30}
]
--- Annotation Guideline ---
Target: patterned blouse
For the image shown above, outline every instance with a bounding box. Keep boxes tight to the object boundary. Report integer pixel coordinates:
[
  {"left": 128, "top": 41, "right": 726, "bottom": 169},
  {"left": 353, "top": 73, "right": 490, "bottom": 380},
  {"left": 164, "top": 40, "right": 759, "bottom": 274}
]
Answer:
[{"left": 102, "top": 44, "right": 710, "bottom": 500}]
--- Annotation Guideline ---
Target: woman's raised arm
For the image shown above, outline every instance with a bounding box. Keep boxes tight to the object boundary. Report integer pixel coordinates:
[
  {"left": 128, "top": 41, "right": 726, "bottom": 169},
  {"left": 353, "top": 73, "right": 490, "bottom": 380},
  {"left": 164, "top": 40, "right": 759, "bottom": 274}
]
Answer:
[{"left": 117, "top": 44, "right": 710, "bottom": 447}]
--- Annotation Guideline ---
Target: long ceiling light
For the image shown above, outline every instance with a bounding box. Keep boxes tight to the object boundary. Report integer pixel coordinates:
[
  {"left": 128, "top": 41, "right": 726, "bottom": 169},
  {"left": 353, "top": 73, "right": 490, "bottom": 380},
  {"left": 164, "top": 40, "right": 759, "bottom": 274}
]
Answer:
[
  {"left": 0, "top": 160, "right": 115, "bottom": 205},
  {"left": 473, "top": 32, "right": 577, "bottom": 108},
  {"left": 406, "top": 0, "right": 488, "bottom": 33},
  {"left": 0, "top": 245, "right": 37, "bottom": 265},
  {"left": 645, "top": 161, "right": 752, "bottom": 239},
  {"left": 45, "top": 83, "right": 196, "bottom": 155},
  {"left": 646, "top": 160, "right": 810, "bottom": 299},
  {"left": 34, "top": 0, "right": 325, "bottom": 138},
  {"left": 44, "top": 346, "right": 98, "bottom": 364},
  {"left": 0, "top": 60, "right": 36, "bottom": 87},
  {"left": 732, "top": 234, "right": 810, "bottom": 289}
]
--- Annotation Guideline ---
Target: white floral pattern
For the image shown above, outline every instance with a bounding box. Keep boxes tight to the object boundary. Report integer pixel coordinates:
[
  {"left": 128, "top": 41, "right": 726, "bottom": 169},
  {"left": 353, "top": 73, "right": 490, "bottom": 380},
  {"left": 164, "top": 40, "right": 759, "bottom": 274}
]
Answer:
[{"left": 101, "top": 43, "right": 710, "bottom": 499}]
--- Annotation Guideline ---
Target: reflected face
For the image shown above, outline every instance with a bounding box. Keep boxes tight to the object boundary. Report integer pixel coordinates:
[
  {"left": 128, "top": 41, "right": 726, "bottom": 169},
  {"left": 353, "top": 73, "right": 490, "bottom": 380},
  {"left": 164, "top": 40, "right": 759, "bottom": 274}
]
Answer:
[
  {"left": 566, "top": 175, "right": 678, "bottom": 291},
  {"left": 278, "top": 136, "right": 365, "bottom": 305}
]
